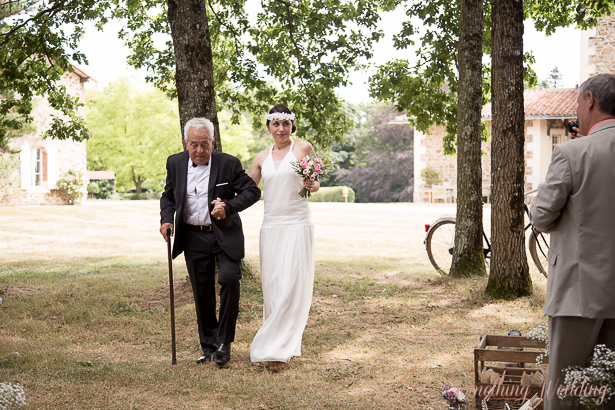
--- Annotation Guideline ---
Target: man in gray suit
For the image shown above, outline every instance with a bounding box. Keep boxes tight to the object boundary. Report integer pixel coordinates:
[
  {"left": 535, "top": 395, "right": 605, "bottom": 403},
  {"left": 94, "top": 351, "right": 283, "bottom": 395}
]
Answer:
[{"left": 530, "top": 73, "right": 615, "bottom": 409}]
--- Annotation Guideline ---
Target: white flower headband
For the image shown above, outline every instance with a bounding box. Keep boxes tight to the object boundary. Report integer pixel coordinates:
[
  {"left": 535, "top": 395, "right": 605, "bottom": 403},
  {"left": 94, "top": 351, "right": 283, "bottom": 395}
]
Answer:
[{"left": 266, "top": 112, "right": 295, "bottom": 121}]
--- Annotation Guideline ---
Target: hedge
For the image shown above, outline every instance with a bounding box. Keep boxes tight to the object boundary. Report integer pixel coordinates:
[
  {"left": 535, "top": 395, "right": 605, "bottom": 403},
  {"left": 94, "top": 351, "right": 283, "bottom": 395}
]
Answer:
[{"left": 307, "top": 186, "right": 355, "bottom": 203}]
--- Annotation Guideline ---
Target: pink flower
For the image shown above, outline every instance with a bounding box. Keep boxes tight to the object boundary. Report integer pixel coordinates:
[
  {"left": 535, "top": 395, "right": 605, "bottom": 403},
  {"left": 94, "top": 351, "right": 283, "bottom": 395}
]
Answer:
[
  {"left": 303, "top": 169, "right": 309, "bottom": 174},
  {"left": 314, "top": 164, "right": 321, "bottom": 172},
  {"left": 300, "top": 160, "right": 308, "bottom": 168},
  {"left": 310, "top": 176, "right": 315, "bottom": 181}
]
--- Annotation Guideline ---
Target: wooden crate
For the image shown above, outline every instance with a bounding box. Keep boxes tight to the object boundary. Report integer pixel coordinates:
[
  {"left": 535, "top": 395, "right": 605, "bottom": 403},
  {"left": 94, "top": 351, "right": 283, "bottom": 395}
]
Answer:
[{"left": 474, "top": 335, "right": 548, "bottom": 409}]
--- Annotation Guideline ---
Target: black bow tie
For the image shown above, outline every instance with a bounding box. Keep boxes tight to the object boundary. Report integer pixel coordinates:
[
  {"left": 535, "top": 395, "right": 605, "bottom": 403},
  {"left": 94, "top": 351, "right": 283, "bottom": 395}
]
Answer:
[{"left": 192, "top": 162, "right": 208, "bottom": 167}]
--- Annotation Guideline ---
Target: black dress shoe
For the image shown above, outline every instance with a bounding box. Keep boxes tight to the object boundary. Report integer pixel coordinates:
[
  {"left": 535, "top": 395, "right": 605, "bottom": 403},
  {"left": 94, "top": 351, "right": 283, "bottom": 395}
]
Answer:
[
  {"left": 214, "top": 343, "right": 231, "bottom": 367},
  {"left": 197, "top": 344, "right": 217, "bottom": 364},
  {"left": 196, "top": 352, "right": 214, "bottom": 364}
]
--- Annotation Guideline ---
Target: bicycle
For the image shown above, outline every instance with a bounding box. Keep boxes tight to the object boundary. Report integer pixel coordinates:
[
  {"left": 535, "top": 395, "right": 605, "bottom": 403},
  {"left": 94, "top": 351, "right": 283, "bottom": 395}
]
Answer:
[{"left": 424, "top": 189, "right": 550, "bottom": 277}]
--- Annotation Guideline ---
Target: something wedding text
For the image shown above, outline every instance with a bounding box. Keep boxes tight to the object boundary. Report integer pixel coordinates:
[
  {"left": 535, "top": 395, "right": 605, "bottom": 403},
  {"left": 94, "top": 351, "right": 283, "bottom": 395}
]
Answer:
[{"left": 442, "top": 376, "right": 608, "bottom": 404}]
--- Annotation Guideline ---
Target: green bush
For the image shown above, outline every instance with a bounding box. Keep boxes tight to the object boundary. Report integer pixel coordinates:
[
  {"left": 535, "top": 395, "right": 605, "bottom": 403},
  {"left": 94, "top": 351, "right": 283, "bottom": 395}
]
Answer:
[
  {"left": 421, "top": 167, "right": 440, "bottom": 187},
  {"left": 130, "top": 193, "right": 149, "bottom": 200},
  {"left": 87, "top": 182, "right": 100, "bottom": 195},
  {"left": 56, "top": 170, "right": 84, "bottom": 205},
  {"left": 0, "top": 152, "right": 22, "bottom": 203},
  {"left": 122, "top": 192, "right": 160, "bottom": 200},
  {"left": 308, "top": 186, "right": 355, "bottom": 203},
  {"left": 91, "top": 179, "right": 115, "bottom": 199}
]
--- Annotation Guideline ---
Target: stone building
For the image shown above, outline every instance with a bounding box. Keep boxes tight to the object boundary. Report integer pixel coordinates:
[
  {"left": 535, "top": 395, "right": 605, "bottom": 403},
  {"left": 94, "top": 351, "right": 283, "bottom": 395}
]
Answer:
[
  {"left": 406, "top": 12, "right": 615, "bottom": 203},
  {"left": 407, "top": 88, "right": 577, "bottom": 203},
  {"left": 581, "top": 12, "right": 615, "bottom": 83},
  {"left": 2, "top": 63, "right": 96, "bottom": 205}
]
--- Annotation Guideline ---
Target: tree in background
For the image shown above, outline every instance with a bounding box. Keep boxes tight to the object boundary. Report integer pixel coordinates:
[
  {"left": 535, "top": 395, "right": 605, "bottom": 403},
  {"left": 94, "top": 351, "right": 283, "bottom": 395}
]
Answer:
[
  {"left": 370, "top": 0, "right": 491, "bottom": 277},
  {"left": 486, "top": 0, "right": 531, "bottom": 298},
  {"left": 217, "top": 111, "right": 254, "bottom": 163},
  {"left": 369, "top": 0, "right": 611, "bottom": 284},
  {"left": 335, "top": 106, "right": 413, "bottom": 203},
  {"left": 531, "top": 66, "right": 563, "bottom": 89},
  {"left": 86, "top": 79, "right": 183, "bottom": 194},
  {"left": 449, "top": 0, "right": 487, "bottom": 278},
  {"left": 0, "top": 1, "right": 28, "bottom": 152},
  {"left": 2, "top": 1, "right": 393, "bottom": 156},
  {"left": 0, "top": 0, "right": 102, "bottom": 151},
  {"left": 112, "top": 0, "right": 391, "bottom": 151},
  {"left": 321, "top": 103, "right": 375, "bottom": 187}
]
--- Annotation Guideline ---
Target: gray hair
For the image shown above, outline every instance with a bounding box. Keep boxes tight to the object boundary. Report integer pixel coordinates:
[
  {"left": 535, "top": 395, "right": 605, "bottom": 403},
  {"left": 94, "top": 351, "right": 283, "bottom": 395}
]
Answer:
[
  {"left": 183, "top": 118, "right": 215, "bottom": 142},
  {"left": 580, "top": 73, "right": 615, "bottom": 116}
]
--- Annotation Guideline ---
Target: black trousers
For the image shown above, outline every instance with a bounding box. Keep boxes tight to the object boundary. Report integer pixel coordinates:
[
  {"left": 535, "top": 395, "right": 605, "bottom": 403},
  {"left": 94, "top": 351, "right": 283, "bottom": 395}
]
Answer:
[{"left": 183, "top": 228, "right": 241, "bottom": 352}]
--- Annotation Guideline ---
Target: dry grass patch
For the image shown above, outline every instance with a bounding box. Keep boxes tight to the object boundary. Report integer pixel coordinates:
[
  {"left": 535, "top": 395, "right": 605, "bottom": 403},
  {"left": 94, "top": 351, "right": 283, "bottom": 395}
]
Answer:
[{"left": 1, "top": 201, "right": 548, "bottom": 409}]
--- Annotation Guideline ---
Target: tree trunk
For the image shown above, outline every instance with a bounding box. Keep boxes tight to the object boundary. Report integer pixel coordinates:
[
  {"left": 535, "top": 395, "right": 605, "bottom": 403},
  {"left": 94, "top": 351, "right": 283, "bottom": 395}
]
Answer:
[
  {"left": 167, "top": 0, "right": 222, "bottom": 151},
  {"left": 132, "top": 169, "right": 143, "bottom": 194},
  {"left": 450, "top": 0, "right": 487, "bottom": 278},
  {"left": 486, "top": 0, "right": 532, "bottom": 297}
]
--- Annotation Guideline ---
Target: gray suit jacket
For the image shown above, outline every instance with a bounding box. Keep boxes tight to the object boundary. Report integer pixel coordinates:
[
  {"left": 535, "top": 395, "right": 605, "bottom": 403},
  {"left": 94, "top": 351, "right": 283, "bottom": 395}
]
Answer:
[{"left": 529, "top": 120, "right": 615, "bottom": 318}]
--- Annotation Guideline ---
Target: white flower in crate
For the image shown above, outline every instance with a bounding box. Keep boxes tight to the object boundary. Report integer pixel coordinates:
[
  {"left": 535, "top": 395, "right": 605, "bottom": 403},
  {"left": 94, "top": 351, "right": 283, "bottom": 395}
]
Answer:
[{"left": 0, "top": 382, "right": 27, "bottom": 409}]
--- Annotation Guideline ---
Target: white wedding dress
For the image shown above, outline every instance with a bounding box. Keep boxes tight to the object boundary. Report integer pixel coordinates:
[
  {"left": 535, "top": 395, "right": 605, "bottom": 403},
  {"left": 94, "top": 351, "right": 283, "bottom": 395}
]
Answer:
[{"left": 250, "top": 140, "right": 315, "bottom": 363}]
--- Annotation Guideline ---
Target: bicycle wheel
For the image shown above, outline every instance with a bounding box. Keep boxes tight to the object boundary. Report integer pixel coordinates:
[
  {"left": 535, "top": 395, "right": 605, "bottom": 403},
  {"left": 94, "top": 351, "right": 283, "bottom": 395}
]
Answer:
[
  {"left": 426, "top": 219, "right": 456, "bottom": 275},
  {"left": 528, "top": 230, "right": 550, "bottom": 278}
]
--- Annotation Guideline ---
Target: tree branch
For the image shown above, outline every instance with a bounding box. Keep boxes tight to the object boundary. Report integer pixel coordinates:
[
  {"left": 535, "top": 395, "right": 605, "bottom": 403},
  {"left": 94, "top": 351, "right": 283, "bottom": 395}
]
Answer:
[
  {"left": 206, "top": 0, "right": 243, "bottom": 55},
  {"left": 0, "top": 0, "right": 73, "bottom": 45},
  {"left": 275, "top": 0, "right": 305, "bottom": 85}
]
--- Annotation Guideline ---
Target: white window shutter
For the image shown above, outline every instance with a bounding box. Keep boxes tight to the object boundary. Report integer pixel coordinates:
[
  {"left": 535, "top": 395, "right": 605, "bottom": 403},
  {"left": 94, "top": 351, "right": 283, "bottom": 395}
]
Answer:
[{"left": 20, "top": 146, "right": 31, "bottom": 189}]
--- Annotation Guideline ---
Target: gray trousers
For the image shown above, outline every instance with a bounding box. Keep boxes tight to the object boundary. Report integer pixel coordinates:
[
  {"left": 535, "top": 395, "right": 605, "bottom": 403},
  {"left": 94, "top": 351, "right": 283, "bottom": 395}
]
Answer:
[{"left": 545, "top": 316, "right": 615, "bottom": 410}]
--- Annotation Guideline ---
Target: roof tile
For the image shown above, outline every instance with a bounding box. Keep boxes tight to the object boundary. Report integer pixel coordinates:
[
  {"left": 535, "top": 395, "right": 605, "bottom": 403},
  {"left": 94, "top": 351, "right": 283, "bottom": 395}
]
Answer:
[{"left": 482, "top": 88, "right": 578, "bottom": 119}]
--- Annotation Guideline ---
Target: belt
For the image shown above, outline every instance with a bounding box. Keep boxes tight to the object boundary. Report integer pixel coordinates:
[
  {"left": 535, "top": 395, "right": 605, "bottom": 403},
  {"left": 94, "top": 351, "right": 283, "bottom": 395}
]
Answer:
[{"left": 187, "top": 224, "right": 213, "bottom": 232}]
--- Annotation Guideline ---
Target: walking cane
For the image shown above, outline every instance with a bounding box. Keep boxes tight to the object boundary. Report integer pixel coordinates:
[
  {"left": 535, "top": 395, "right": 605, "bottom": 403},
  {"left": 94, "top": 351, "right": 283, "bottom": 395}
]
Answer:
[{"left": 166, "top": 228, "right": 177, "bottom": 365}]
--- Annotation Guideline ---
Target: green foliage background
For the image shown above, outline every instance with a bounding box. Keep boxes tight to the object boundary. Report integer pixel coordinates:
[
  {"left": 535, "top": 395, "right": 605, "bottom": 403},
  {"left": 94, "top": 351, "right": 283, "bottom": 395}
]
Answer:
[
  {"left": 86, "top": 79, "right": 183, "bottom": 194},
  {"left": 308, "top": 186, "right": 356, "bottom": 203},
  {"left": 86, "top": 79, "right": 256, "bottom": 194}
]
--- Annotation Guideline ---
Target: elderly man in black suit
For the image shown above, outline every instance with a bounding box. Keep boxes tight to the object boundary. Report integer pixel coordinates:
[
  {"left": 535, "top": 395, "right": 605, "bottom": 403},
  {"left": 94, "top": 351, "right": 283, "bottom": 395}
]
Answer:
[{"left": 160, "top": 117, "right": 260, "bottom": 367}]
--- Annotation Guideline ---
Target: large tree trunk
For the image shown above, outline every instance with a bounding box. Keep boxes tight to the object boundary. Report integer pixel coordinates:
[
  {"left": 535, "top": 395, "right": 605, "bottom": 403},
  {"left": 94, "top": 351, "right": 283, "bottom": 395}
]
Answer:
[
  {"left": 486, "top": 0, "right": 532, "bottom": 297},
  {"left": 167, "top": 0, "right": 222, "bottom": 151},
  {"left": 450, "top": 0, "right": 487, "bottom": 278},
  {"left": 132, "top": 169, "right": 144, "bottom": 194}
]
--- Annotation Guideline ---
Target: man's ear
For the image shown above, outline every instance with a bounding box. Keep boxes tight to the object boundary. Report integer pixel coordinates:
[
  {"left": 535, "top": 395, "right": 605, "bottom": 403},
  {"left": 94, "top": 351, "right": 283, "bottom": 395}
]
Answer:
[
  {"left": 587, "top": 91, "right": 597, "bottom": 111},
  {"left": 182, "top": 138, "right": 186, "bottom": 150}
]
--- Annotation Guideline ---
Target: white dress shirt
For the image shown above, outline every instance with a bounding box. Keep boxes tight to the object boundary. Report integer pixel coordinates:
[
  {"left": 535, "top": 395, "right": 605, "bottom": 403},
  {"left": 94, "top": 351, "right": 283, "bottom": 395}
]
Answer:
[{"left": 183, "top": 157, "right": 212, "bottom": 226}]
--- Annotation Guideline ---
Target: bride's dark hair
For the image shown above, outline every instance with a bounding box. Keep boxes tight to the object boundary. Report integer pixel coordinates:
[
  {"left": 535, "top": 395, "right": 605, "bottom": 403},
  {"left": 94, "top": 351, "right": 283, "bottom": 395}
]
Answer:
[{"left": 266, "top": 104, "right": 296, "bottom": 133}]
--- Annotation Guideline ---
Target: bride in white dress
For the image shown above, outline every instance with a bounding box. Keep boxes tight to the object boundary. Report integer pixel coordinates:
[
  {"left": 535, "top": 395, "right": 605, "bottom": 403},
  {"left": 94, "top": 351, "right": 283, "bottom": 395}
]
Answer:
[{"left": 248, "top": 105, "right": 319, "bottom": 372}]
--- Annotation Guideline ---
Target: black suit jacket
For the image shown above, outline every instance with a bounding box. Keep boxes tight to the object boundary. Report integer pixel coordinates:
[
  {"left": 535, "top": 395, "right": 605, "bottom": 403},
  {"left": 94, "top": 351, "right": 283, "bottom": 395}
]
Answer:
[{"left": 160, "top": 150, "right": 261, "bottom": 260}]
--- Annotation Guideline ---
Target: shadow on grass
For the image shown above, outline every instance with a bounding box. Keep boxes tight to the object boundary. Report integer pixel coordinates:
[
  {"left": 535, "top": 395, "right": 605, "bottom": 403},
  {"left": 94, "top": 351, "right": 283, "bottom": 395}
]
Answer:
[{"left": 0, "top": 254, "right": 548, "bottom": 409}]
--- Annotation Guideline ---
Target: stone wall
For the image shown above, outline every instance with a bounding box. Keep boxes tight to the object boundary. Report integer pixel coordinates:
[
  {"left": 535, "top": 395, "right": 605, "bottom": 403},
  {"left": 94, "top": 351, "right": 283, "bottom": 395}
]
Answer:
[
  {"left": 416, "top": 121, "right": 549, "bottom": 202},
  {"left": 415, "top": 125, "right": 492, "bottom": 202},
  {"left": 583, "top": 13, "right": 615, "bottom": 80},
  {"left": 5, "top": 71, "right": 88, "bottom": 205}
]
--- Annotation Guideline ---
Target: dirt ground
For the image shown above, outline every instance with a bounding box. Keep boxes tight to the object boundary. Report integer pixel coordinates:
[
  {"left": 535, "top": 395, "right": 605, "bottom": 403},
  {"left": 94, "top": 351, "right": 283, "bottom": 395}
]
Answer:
[{"left": 0, "top": 200, "right": 548, "bottom": 409}]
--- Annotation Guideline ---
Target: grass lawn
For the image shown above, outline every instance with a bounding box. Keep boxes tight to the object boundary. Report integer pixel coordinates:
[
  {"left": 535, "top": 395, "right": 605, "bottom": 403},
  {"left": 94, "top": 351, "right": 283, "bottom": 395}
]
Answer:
[{"left": 0, "top": 200, "right": 548, "bottom": 409}]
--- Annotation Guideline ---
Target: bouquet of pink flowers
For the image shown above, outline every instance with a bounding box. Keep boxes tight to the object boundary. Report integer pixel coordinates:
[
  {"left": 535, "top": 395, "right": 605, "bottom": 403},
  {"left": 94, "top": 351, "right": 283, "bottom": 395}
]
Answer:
[
  {"left": 290, "top": 153, "right": 332, "bottom": 198},
  {"left": 441, "top": 387, "right": 466, "bottom": 409}
]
